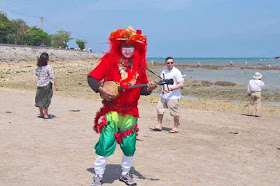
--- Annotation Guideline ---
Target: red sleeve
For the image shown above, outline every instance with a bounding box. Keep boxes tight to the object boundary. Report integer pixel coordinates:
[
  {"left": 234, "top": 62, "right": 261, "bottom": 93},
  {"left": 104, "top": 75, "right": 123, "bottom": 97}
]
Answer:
[{"left": 88, "top": 60, "right": 108, "bottom": 82}]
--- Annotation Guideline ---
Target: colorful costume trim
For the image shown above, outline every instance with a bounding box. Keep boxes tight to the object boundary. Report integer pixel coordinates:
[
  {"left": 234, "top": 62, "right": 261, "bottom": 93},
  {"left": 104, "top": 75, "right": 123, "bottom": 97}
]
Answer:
[
  {"left": 109, "top": 26, "right": 147, "bottom": 46},
  {"left": 94, "top": 111, "right": 139, "bottom": 144},
  {"left": 94, "top": 111, "right": 138, "bottom": 157},
  {"left": 115, "top": 124, "right": 139, "bottom": 144},
  {"left": 94, "top": 100, "right": 138, "bottom": 133},
  {"left": 94, "top": 113, "right": 107, "bottom": 133}
]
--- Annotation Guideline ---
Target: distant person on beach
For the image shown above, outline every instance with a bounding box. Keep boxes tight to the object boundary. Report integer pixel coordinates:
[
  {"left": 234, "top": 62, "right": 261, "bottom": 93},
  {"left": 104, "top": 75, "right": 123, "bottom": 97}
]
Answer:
[
  {"left": 267, "top": 63, "right": 271, "bottom": 68},
  {"left": 87, "top": 26, "right": 157, "bottom": 186},
  {"left": 197, "top": 61, "right": 200, "bottom": 67},
  {"left": 245, "top": 61, "right": 248, "bottom": 66},
  {"left": 151, "top": 57, "right": 184, "bottom": 133},
  {"left": 247, "top": 72, "right": 265, "bottom": 117},
  {"left": 34, "top": 53, "right": 58, "bottom": 119},
  {"left": 230, "top": 61, "right": 233, "bottom": 66}
]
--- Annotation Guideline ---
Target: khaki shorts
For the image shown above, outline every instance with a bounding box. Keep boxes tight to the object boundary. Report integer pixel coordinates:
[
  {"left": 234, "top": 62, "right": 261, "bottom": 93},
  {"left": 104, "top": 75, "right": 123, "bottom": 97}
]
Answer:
[{"left": 157, "top": 97, "right": 179, "bottom": 117}]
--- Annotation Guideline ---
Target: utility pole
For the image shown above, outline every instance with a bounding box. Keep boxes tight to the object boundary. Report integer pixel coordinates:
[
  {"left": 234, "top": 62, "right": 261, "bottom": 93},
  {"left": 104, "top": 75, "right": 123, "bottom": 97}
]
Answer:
[
  {"left": 40, "top": 13, "right": 44, "bottom": 30},
  {"left": 40, "top": 13, "right": 45, "bottom": 46}
]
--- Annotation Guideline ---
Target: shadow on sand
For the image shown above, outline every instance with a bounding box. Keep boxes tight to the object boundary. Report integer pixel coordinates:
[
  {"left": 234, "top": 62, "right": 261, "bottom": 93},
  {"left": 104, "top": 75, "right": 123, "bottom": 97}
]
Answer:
[
  {"left": 161, "top": 127, "right": 172, "bottom": 131},
  {"left": 149, "top": 126, "right": 172, "bottom": 132},
  {"left": 37, "top": 114, "right": 56, "bottom": 119},
  {"left": 87, "top": 164, "right": 160, "bottom": 184}
]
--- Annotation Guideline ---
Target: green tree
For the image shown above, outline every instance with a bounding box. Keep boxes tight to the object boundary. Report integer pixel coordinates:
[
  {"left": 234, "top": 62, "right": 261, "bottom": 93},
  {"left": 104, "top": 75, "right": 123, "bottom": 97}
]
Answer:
[
  {"left": 25, "top": 27, "right": 52, "bottom": 46},
  {"left": 9, "top": 19, "right": 28, "bottom": 44},
  {"left": 0, "top": 11, "right": 12, "bottom": 43},
  {"left": 0, "top": 12, "right": 72, "bottom": 48},
  {"left": 76, "top": 39, "right": 87, "bottom": 50},
  {"left": 52, "top": 30, "right": 72, "bottom": 48}
]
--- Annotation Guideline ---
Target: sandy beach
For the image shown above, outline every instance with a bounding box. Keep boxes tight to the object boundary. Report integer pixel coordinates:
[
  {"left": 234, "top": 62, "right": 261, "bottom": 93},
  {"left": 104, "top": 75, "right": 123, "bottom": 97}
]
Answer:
[
  {"left": 1, "top": 46, "right": 280, "bottom": 185},
  {"left": 1, "top": 88, "right": 280, "bottom": 185}
]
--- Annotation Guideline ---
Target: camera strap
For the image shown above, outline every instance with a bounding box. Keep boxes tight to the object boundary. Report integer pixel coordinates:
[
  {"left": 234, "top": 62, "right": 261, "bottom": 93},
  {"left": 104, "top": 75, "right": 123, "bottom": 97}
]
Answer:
[{"left": 146, "top": 67, "right": 162, "bottom": 79}]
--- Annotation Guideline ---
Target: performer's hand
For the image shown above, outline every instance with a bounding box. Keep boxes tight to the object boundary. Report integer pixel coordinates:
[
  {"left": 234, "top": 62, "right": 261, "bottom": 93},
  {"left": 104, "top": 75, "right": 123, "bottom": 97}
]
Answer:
[
  {"left": 147, "top": 81, "right": 157, "bottom": 92},
  {"left": 55, "top": 85, "right": 58, "bottom": 91},
  {"left": 99, "top": 87, "right": 115, "bottom": 101}
]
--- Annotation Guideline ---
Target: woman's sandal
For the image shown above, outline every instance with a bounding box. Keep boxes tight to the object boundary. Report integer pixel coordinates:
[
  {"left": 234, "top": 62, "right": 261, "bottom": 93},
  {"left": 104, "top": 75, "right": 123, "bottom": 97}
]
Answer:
[
  {"left": 150, "top": 126, "right": 162, "bottom": 131},
  {"left": 44, "top": 115, "right": 53, "bottom": 120}
]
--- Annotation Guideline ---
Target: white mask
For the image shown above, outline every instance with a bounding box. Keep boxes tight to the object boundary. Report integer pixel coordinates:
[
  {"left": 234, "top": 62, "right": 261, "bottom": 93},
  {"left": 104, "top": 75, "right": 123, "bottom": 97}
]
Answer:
[{"left": 121, "top": 47, "right": 135, "bottom": 58}]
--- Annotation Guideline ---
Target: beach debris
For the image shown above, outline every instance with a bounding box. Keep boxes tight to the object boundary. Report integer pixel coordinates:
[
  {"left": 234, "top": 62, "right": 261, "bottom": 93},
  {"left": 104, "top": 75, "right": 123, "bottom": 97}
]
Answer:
[
  {"left": 148, "top": 178, "right": 160, "bottom": 181},
  {"left": 5, "top": 111, "right": 12, "bottom": 113},
  {"left": 202, "top": 81, "right": 214, "bottom": 87},
  {"left": 215, "top": 81, "right": 237, "bottom": 86},
  {"left": 277, "top": 148, "right": 280, "bottom": 150},
  {"left": 229, "top": 131, "right": 239, "bottom": 134},
  {"left": 69, "top": 109, "right": 80, "bottom": 112}
]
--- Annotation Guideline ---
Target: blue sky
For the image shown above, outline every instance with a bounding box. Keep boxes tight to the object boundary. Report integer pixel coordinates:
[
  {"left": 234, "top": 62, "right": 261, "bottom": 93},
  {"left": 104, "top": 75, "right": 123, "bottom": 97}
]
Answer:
[{"left": 1, "top": 0, "right": 279, "bottom": 57}]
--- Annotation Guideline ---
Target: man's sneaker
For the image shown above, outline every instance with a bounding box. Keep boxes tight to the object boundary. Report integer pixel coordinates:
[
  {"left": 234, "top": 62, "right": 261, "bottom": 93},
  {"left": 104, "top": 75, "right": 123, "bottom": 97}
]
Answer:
[
  {"left": 91, "top": 175, "right": 102, "bottom": 186},
  {"left": 119, "top": 173, "right": 137, "bottom": 185}
]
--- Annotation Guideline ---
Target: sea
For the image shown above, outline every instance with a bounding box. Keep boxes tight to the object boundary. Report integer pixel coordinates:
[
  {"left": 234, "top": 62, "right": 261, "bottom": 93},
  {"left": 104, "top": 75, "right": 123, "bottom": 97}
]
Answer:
[{"left": 147, "top": 58, "right": 280, "bottom": 90}]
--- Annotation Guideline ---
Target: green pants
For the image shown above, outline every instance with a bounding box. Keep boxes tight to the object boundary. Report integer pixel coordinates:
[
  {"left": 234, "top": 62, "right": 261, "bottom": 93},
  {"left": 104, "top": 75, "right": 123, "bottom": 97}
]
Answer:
[{"left": 94, "top": 111, "right": 138, "bottom": 157}]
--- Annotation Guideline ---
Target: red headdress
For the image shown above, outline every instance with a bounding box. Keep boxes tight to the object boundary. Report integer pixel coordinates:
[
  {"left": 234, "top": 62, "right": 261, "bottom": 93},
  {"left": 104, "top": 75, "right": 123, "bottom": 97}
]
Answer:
[{"left": 100, "top": 26, "right": 148, "bottom": 88}]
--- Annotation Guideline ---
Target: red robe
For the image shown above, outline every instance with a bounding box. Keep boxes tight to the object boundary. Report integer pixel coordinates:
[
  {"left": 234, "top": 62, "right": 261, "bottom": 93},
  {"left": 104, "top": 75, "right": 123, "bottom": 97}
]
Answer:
[{"left": 88, "top": 59, "right": 148, "bottom": 117}]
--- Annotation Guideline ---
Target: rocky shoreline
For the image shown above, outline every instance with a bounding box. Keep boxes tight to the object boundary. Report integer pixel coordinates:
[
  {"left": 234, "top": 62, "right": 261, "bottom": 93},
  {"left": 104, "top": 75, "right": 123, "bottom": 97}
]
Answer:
[
  {"left": 0, "top": 45, "right": 101, "bottom": 63},
  {"left": 151, "top": 61, "right": 280, "bottom": 70},
  {"left": 0, "top": 59, "right": 279, "bottom": 115},
  {"left": 0, "top": 49, "right": 279, "bottom": 114}
]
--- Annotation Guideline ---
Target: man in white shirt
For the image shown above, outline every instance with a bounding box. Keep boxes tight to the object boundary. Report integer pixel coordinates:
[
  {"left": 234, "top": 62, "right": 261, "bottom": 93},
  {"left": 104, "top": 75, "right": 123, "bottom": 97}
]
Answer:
[
  {"left": 247, "top": 72, "right": 265, "bottom": 117},
  {"left": 151, "top": 57, "right": 184, "bottom": 133}
]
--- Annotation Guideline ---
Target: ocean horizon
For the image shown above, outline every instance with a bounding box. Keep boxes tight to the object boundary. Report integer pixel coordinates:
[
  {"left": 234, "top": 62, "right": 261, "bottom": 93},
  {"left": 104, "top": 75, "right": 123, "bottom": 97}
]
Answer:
[
  {"left": 147, "top": 57, "right": 279, "bottom": 66},
  {"left": 147, "top": 57, "right": 280, "bottom": 90}
]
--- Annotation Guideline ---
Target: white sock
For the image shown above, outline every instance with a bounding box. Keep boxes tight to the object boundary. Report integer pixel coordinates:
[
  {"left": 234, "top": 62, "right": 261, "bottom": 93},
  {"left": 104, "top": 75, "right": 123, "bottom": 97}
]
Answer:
[
  {"left": 121, "top": 154, "right": 134, "bottom": 175},
  {"left": 94, "top": 155, "right": 108, "bottom": 176}
]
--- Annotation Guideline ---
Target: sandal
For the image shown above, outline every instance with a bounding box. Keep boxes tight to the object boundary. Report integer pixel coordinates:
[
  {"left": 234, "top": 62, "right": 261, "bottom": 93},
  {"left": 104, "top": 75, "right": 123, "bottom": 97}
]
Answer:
[
  {"left": 169, "top": 129, "right": 179, "bottom": 133},
  {"left": 44, "top": 115, "right": 53, "bottom": 120},
  {"left": 150, "top": 126, "right": 162, "bottom": 131}
]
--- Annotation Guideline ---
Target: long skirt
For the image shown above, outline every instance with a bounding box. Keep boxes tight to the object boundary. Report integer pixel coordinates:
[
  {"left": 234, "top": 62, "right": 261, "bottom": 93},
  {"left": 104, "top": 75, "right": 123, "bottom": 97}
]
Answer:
[{"left": 35, "top": 83, "right": 53, "bottom": 108}]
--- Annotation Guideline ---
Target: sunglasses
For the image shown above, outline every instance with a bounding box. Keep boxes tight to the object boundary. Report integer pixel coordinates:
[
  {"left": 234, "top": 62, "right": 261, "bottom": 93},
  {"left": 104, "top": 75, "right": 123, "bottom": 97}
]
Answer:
[{"left": 166, "top": 62, "right": 174, "bottom": 65}]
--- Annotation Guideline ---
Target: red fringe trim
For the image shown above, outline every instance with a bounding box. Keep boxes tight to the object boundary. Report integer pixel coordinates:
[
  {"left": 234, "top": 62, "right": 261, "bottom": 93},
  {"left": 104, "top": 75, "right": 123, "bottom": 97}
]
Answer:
[
  {"left": 102, "top": 100, "right": 137, "bottom": 116},
  {"left": 115, "top": 124, "right": 139, "bottom": 144},
  {"left": 93, "top": 109, "right": 107, "bottom": 133},
  {"left": 93, "top": 103, "right": 138, "bottom": 133}
]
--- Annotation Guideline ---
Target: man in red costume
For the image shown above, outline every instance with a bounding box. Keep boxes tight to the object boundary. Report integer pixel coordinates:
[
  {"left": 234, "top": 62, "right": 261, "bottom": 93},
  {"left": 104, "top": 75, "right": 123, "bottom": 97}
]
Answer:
[{"left": 88, "top": 26, "right": 157, "bottom": 186}]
